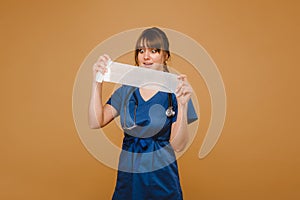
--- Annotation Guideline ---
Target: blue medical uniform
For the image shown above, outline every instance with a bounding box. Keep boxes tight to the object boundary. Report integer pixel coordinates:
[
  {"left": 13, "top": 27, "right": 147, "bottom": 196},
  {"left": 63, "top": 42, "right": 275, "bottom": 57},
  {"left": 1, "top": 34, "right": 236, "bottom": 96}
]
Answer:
[{"left": 107, "top": 85, "right": 198, "bottom": 200}]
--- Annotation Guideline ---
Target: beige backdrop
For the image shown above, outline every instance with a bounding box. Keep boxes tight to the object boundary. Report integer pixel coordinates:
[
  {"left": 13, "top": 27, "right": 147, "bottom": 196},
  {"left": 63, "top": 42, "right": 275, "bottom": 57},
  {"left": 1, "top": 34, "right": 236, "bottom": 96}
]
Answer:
[{"left": 1, "top": 0, "right": 299, "bottom": 199}]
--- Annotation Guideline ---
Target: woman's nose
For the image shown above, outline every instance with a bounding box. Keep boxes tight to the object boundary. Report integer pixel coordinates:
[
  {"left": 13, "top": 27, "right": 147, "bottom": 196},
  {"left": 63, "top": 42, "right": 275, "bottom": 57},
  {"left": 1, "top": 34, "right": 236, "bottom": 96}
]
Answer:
[{"left": 143, "top": 50, "right": 150, "bottom": 59}]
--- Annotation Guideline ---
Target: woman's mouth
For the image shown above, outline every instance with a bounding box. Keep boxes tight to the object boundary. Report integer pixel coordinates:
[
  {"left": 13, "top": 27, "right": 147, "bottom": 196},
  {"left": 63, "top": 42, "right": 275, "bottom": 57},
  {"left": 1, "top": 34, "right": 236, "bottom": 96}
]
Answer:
[{"left": 143, "top": 63, "right": 153, "bottom": 67}]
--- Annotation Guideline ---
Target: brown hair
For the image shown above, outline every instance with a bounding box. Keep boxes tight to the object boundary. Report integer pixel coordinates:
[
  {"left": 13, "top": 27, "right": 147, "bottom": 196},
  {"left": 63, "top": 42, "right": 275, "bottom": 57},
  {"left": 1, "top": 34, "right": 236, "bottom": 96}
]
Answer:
[{"left": 134, "top": 27, "right": 170, "bottom": 72}]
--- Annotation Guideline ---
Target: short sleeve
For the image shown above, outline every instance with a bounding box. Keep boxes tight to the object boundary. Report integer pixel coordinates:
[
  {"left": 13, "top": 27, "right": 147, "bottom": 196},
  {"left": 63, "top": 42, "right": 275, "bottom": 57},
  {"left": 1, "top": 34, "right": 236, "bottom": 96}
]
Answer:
[
  {"left": 187, "top": 99, "right": 198, "bottom": 124},
  {"left": 106, "top": 85, "right": 137, "bottom": 116},
  {"left": 171, "top": 94, "right": 198, "bottom": 124},
  {"left": 106, "top": 86, "right": 123, "bottom": 115}
]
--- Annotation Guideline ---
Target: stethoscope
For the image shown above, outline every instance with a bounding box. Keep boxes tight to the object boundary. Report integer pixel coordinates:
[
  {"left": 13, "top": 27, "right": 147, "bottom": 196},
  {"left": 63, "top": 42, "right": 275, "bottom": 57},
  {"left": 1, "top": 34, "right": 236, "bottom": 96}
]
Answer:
[
  {"left": 123, "top": 89, "right": 175, "bottom": 131},
  {"left": 133, "top": 90, "right": 175, "bottom": 117},
  {"left": 165, "top": 93, "right": 175, "bottom": 117}
]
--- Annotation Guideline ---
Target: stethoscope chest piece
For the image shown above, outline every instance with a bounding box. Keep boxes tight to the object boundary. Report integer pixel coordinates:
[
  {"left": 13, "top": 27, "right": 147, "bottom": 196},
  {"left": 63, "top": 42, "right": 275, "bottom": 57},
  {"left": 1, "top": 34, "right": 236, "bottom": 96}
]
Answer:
[
  {"left": 166, "top": 106, "right": 175, "bottom": 117},
  {"left": 165, "top": 93, "right": 175, "bottom": 117}
]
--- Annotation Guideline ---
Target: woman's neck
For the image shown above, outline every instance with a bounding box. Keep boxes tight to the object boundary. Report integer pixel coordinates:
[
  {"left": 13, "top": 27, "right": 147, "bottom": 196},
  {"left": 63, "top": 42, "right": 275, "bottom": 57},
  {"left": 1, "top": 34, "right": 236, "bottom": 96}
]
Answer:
[{"left": 139, "top": 88, "right": 158, "bottom": 102}]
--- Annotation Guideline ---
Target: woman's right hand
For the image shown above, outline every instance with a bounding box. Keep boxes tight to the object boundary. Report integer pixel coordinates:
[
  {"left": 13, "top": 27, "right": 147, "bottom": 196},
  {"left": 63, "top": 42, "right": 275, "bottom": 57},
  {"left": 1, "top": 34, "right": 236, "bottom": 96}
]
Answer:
[
  {"left": 89, "top": 54, "right": 117, "bottom": 129},
  {"left": 92, "top": 54, "right": 111, "bottom": 82}
]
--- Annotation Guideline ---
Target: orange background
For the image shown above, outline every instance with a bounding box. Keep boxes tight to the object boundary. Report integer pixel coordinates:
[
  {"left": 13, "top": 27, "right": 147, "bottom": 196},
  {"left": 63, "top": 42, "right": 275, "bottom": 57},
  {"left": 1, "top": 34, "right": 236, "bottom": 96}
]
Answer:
[{"left": 1, "top": 0, "right": 299, "bottom": 199}]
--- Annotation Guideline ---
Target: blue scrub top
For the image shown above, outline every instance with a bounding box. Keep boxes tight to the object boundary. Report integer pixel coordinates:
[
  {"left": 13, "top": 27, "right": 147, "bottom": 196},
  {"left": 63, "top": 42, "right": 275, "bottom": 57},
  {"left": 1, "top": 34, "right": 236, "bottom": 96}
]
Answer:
[{"left": 107, "top": 85, "right": 198, "bottom": 200}]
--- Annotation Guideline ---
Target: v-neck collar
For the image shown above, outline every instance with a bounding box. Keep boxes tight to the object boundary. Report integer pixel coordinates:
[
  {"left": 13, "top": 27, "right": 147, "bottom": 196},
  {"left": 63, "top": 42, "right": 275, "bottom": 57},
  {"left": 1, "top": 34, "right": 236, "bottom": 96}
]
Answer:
[{"left": 137, "top": 88, "right": 160, "bottom": 103}]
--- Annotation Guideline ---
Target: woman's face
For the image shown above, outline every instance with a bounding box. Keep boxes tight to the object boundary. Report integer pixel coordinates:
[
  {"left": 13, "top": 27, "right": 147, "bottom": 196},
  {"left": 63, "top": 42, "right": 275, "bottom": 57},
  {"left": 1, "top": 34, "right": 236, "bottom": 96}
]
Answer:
[{"left": 137, "top": 47, "right": 166, "bottom": 71}]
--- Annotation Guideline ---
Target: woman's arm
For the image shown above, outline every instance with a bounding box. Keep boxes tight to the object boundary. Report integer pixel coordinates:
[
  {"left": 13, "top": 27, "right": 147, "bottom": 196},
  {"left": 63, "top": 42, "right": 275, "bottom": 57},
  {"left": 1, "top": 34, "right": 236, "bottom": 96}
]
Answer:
[
  {"left": 88, "top": 54, "right": 117, "bottom": 129},
  {"left": 170, "top": 75, "right": 192, "bottom": 152}
]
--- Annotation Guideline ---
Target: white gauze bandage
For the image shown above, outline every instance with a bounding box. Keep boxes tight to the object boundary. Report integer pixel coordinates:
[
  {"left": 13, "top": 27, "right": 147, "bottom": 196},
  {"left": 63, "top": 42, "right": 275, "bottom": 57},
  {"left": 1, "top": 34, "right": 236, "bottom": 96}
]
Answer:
[{"left": 96, "top": 61, "right": 179, "bottom": 93}]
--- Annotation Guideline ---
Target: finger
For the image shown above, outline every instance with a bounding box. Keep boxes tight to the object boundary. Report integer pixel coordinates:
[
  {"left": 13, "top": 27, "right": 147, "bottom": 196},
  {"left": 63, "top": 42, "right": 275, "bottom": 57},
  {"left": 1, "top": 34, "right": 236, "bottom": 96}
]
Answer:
[
  {"left": 175, "top": 81, "right": 183, "bottom": 93},
  {"left": 177, "top": 74, "right": 186, "bottom": 78},
  {"left": 103, "top": 54, "right": 111, "bottom": 62},
  {"left": 97, "top": 55, "right": 105, "bottom": 63},
  {"left": 93, "top": 63, "right": 100, "bottom": 71},
  {"left": 177, "top": 74, "right": 187, "bottom": 81},
  {"left": 97, "top": 55, "right": 108, "bottom": 65},
  {"left": 176, "top": 85, "right": 185, "bottom": 97},
  {"left": 180, "top": 81, "right": 192, "bottom": 93},
  {"left": 95, "top": 62, "right": 103, "bottom": 70},
  {"left": 180, "top": 82, "right": 189, "bottom": 88},
  {"left": 176, "top": 90, "right": 183, "bottom": 98},
  {"left": 100, "top": 54, "right": 111, "bottom": 67},
  {"left": 93, "top": 64, "right": 106, "bottom": 75},
  {"left": 98, "top": 55, "right": 112, "bottom": 69},
  {"left": 182, "top": 87, "right": 192, "bottom": 96},
  {"left": 95, "top": 59, "right": 108, "bottom": 71}
]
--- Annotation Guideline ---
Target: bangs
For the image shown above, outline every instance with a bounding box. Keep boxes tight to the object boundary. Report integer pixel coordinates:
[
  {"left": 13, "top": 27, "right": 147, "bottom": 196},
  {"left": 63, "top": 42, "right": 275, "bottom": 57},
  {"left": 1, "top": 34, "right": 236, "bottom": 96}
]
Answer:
[
  {"left": 134, "top": 27, "right": 170, "bottom": 66},
  {"left": 136, "top": 34, "right": 166, "bottom": 51}
]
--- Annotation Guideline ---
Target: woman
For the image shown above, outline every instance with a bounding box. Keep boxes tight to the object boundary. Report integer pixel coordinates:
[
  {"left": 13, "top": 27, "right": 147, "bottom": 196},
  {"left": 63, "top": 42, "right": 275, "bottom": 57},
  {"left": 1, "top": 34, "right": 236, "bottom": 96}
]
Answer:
[{"left": 89, "top": 27, "right": 197, "bottom": 200}]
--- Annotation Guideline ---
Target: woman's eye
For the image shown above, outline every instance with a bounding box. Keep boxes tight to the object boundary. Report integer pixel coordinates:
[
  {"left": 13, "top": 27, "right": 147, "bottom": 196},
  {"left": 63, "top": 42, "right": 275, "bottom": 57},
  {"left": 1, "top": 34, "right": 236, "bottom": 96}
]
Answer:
[
  {"left": 138, "top": 49, "right": 144, "bottom": 53},
  {"left": 151, "top": 49, "right": 158, "bottom": 53}
]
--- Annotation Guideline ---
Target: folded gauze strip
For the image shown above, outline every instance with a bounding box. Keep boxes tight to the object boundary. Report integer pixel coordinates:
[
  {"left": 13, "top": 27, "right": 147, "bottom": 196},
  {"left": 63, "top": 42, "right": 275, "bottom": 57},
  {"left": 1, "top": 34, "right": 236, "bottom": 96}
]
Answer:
[{"left": 96, "top": 61, "right": 179, "bottom": 93}]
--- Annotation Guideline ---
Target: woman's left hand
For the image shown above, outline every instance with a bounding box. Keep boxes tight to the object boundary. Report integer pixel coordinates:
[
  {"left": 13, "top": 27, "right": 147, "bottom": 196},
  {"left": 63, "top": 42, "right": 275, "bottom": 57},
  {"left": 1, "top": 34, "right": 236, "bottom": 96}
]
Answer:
[{"left": 175, "top": 74, "right": 192, "bottom": 105}]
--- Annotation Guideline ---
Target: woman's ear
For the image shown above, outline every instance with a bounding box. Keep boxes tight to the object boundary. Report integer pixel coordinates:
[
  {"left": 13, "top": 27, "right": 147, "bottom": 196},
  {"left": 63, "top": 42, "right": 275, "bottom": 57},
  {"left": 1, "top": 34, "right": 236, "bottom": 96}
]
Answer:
[{"left": 163, "top": 52, "right": 169, "bottom": 62}]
